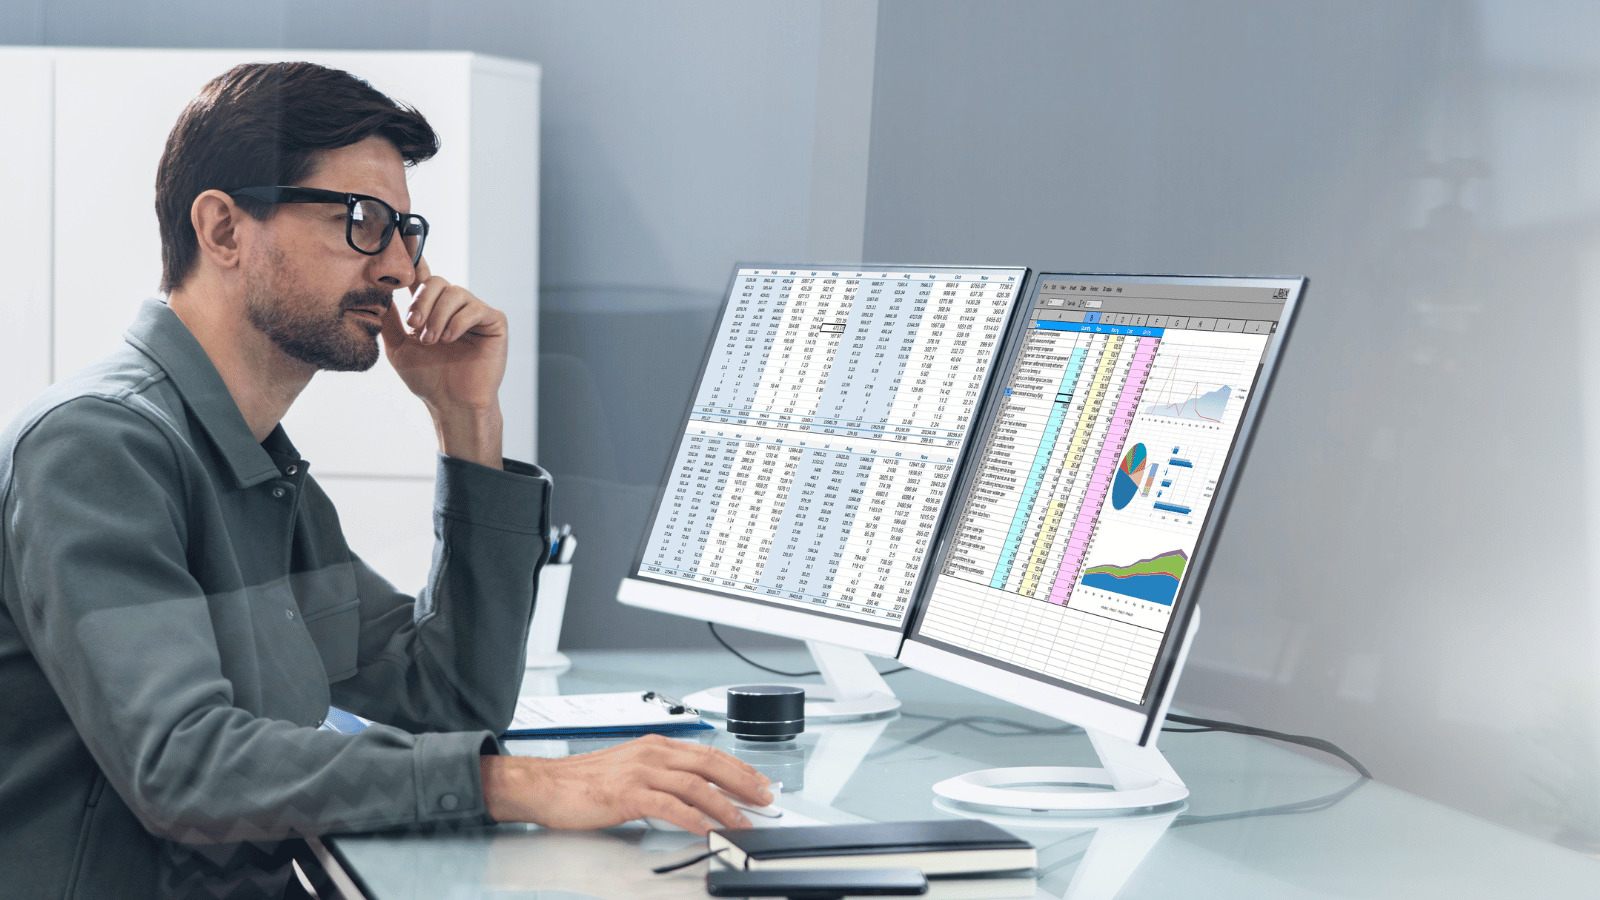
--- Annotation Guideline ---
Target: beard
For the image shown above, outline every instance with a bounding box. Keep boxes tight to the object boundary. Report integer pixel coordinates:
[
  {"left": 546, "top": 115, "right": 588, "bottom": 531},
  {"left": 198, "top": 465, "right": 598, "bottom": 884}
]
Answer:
[{"left": 245, "top": 265, "right": 390, "bottom": 373}]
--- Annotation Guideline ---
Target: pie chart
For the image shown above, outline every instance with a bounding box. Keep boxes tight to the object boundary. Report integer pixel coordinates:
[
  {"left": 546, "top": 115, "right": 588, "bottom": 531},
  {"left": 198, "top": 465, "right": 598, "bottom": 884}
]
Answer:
[{"left": 1112, "top": 442, "right": 1146, "bottom": 510}]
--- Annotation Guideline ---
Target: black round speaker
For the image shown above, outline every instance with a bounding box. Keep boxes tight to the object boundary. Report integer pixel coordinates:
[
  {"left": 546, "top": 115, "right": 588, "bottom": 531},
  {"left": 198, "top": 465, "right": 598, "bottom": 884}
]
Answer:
[{"left": 725, "top": 684, "right": 805, "bottom": 742}]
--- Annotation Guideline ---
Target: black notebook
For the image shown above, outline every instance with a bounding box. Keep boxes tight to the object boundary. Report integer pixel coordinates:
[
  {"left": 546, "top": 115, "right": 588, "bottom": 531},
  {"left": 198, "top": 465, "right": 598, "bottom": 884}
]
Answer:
[{"left": 708, "top": 820, "right": 1035, "bottom": 876}]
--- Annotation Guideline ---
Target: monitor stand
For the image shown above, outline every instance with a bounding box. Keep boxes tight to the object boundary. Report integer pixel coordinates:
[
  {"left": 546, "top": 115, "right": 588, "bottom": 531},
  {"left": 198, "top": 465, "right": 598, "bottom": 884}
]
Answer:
[
  {"left": 931, "top": 728, "right": 1187, "bottom": 813},
  {"left": 930, "top": 610, "right": 1198, "bottom": 814},
  {"left": 685, "top": 640, "right": 900, "bottom": 721}
]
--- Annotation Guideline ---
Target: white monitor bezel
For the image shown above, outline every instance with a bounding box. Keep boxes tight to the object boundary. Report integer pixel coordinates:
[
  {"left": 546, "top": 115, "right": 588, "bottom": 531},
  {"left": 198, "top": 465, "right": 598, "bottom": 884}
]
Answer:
[
  {"left": 618, "top": 577, "right": 902, "bottom": 656},
  {"left": 622, "top": 261, "right": 1033, "bottom": 653},
  {"left": 900, "top": 272, "right": 1307, "bottom": 745}
]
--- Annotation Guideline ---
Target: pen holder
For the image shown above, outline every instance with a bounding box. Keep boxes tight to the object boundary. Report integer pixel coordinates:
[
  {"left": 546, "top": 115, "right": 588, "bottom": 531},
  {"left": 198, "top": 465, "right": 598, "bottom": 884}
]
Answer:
[{"left": 525, "top": 562, "right": 572, "bottom": 671}]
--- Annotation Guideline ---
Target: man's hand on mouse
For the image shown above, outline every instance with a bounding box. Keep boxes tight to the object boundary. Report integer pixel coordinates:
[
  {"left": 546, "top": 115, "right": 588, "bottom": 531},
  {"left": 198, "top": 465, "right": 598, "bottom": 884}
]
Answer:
[{"left": 479, "top": 734, "right": 774, "bottom": 835}]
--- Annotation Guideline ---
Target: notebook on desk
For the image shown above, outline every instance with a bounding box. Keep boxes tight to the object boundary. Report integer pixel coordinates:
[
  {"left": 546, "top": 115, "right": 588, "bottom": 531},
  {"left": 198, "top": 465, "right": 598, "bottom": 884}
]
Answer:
[{"left": 708, "top": 819, "right": 1036, "bottom": 875}]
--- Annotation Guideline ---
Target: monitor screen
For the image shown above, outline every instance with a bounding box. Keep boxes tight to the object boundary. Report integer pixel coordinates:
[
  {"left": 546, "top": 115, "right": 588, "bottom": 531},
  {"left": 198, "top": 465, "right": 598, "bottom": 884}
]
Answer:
[
  {"left": 907, "top": 273, "right": 1301, "bottom": 715},
  {"left": 633, "top": 264, "right": 1029, "bottom": 633}
]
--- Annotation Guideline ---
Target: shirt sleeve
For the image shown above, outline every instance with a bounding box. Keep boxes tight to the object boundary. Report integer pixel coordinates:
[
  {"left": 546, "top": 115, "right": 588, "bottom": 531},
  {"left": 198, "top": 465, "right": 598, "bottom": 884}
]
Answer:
[
  {"left": 2, "top": 398, "right": 503, "bottom": 845},
  {"left": 328, "top": 453, "right": 551, "bottom": 735}
]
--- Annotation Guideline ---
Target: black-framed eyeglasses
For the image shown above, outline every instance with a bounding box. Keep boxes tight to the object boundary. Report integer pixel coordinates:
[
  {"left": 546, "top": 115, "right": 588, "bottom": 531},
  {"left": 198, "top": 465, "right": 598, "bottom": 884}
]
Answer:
[{"left": 227, "top": 186, "right": 429, "bottom": 266}]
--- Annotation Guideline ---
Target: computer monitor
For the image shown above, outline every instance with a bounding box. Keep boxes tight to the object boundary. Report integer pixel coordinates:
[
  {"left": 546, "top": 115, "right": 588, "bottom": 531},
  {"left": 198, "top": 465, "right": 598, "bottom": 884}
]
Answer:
[
  {"left": 619, "top": 263, "right": 1030, "bottom": 718},
  {"left": 900, "top": 272, "right": 1305, "bottom": 813}
]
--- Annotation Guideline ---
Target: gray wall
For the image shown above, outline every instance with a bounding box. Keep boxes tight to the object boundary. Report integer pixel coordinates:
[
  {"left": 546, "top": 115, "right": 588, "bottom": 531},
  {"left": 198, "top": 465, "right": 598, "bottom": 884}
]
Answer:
[
  {"left": 865, "top": 0, "right": 1600, "bottom": 848},
  {"left": 1, "top": 0, "right": 877, "bottom": 652}
]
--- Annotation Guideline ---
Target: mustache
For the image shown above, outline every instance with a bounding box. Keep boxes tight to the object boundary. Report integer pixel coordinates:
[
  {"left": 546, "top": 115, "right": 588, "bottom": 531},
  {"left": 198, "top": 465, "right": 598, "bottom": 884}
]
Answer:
[{"left": 339, "top": 289, "right": 393, "bottom": 313}]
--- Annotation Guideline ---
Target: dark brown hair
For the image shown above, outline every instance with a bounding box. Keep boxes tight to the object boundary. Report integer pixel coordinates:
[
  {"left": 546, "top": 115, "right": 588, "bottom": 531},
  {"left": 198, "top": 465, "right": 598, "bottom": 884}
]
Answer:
[{"left": 155, "top": 61, "right": 439, "bottom": 293}]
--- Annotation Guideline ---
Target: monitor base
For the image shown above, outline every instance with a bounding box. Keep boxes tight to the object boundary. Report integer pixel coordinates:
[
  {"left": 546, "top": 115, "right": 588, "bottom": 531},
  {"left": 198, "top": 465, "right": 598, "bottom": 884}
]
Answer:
[
  {"left": 933, "top": 728, "right": 1187, "bottom": 814},
  {"left": 689, "top": 640, "right": 901, "bottom": 722}
]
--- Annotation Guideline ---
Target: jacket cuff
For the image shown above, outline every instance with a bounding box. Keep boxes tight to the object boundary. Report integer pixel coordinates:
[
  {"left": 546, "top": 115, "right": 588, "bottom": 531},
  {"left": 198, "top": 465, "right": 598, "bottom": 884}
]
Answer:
[
  {"left": 412, "top": 730, "right": 500, "bottom": 824},
  {"left": 434, "top": 454, "right": 552, "bottom": 535}
]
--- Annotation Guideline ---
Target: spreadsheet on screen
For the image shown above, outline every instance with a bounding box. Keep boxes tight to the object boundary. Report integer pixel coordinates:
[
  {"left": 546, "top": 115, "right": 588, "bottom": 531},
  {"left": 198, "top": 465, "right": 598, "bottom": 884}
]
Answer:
[
  {"left": 915, "top": 276, "right": 1290, "bottom": 705},
  {"left": 636, "top": 266, "right": 1027, "bottom": 627}
]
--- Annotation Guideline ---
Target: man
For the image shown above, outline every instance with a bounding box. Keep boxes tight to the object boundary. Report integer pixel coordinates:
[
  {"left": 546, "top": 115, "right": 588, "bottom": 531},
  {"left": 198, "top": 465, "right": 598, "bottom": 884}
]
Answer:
[{"left": 0, "top": 62, "right": 768, "bottom": 899}]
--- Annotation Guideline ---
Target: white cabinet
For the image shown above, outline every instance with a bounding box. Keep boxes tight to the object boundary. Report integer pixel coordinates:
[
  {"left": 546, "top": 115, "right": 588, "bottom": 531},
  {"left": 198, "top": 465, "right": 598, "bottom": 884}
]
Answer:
[
  {"left": 5, "top": 48, "right": 540, "bottom": 591},
  {"left": 0, "top": 49, "right": 55, "bottom": 431}
]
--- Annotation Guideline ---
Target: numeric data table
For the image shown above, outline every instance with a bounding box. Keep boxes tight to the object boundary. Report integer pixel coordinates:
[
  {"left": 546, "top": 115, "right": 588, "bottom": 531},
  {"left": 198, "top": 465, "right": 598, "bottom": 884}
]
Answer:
[{"left": 638, "top": 266, "right": 1026, "bottom": 626}]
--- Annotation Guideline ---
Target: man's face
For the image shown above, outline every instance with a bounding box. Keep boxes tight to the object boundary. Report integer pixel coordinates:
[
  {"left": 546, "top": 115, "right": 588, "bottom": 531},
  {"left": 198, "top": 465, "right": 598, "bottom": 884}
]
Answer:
[{"left": 241, "top": 136, "right": 416, "bottom": 372}]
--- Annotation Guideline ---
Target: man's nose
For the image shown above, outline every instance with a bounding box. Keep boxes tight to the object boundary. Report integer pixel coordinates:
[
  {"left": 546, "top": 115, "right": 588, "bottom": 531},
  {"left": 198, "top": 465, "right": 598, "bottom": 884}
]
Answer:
[{"left": 370, "top": 232, "right": 416, "bottom": 289}]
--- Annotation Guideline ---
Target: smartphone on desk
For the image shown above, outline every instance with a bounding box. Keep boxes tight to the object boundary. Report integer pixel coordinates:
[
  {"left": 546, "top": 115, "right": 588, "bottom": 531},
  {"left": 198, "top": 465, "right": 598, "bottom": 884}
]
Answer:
[{"left": 706, "top": 867, "right": 927, "bottom": 898}]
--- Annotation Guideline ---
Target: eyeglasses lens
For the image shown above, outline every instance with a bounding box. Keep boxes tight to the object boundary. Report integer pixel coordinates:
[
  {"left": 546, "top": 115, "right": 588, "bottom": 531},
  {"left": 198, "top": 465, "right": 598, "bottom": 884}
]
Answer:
[
  {"left": 350, "top": 199, "right": 395, "bottom": 254},
  {"left": 400, "top": 222, "right": 424, "bottom": 262}
]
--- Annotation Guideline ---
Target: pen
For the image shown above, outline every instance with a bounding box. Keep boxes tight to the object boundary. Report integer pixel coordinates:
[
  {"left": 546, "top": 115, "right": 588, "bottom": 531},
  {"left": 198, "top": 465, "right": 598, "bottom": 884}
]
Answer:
[
  {"left": 547, "top": 523, "right": 572, "bottom": 563},
  {"left": 642, "top": 691, "right": 695, "bottom": 716}
]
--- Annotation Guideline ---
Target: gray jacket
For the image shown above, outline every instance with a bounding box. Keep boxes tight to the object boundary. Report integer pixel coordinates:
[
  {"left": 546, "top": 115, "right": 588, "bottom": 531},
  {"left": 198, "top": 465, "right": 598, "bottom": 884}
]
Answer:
[{"left": 0, "top": 299, "right": 550, "bottom": 898}]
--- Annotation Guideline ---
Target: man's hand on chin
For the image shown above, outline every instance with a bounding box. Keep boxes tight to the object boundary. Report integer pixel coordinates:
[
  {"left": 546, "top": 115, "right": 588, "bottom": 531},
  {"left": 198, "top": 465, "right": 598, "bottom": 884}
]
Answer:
[{"left": 380, "top": 257, "right": 508, "bottom": 468}]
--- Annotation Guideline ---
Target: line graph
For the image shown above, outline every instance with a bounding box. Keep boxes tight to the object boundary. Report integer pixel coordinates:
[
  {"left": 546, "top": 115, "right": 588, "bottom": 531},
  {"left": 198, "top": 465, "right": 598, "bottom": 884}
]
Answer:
[
  {"left": 1144, "top": 383, "right": 1230, "bottom": 421},
  {"left": 1136, "top": 332, "right": 1262, "bottom": 432}
]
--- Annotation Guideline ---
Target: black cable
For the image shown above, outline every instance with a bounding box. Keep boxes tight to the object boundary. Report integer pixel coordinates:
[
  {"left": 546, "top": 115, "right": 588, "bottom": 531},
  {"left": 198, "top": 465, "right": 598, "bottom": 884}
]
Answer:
[
  {"left": 898, "top": 711, "right": 1077, "bottom": 743},
  {"left": 707, "top": 622, "right": 818, "bottom": 677},
  {"left": 706, "top": 622, "right": 909, "bottom": 678},
  {"left": 866, "top": 711, "right": 1079, "bottom": 760},
  {"left": 896, "top": 717, "right": 1073, "bottom": 751},
  {"left": 1161, "top": 713, "right": 1371, "bottom": 780},
  {"left": 1157, "top": 712, "right": 1372, "bottom": 829},
  {"left": 1171, "top": 774, "right": 1368, "bottom": 828},
  {"left": 650, "top": 847, "right": 727, "bottom": 874}
]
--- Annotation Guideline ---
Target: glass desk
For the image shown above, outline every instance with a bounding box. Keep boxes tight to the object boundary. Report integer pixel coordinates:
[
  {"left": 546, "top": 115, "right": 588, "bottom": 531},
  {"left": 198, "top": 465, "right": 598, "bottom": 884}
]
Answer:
[{"left": 320, "top": 650, "right": 1600, "bottom": 898}]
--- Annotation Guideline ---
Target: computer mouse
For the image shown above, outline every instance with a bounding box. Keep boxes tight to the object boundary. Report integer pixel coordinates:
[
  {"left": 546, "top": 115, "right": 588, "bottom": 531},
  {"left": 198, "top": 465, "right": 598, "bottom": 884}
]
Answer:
[{"left": 641, "top": 782, "right": 784, "bottom": 830}]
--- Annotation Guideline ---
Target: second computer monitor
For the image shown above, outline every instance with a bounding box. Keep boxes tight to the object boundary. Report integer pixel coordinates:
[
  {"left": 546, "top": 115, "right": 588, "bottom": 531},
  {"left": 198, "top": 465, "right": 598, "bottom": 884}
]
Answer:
[{"left": 901, "top": 273, "right": 1303, "bottom": 810}]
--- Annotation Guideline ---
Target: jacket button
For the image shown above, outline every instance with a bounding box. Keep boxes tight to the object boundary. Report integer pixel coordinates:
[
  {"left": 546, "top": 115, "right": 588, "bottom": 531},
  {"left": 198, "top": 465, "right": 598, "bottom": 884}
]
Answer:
[
  {"left": 286, "top": 464, "right": 298, "bottom": 476},
  {"left": 439, "top": 793, "right": 459, "bottom": 811},
  {"left": 272, "top": 486, "right": 287, "bottom": 498},
  {"left": 286, "top": 609, "right": 295, "bottom": 621}
]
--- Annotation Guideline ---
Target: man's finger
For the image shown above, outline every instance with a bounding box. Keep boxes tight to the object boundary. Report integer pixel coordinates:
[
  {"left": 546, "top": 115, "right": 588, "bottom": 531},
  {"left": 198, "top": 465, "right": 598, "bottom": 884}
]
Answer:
[
  {"left": 656, "top": 769, "right": 751, "bottom": 831},
  {"left": 378, "top": 297, "right": 408, "bottom": 348},
  {"left": 409, "top": 279, "right": 451, "bottom": 338},
  {"left": 421, "top": 287, "right": 473, "bottom": 343},
  {"left": 408, "top": 256, "right": 435, "bottom": 322},
  {"left": 625, "top": 736, "right": 771, "bottom": 803},
  {"left": 640, "top": 793, "right": 716, "bottom": 836},
  {"left": 670, "top": 744, "right": 772, "bottom": 807},
  {"left": 439, "top": 302, "right": 508, "bottom": 343}
]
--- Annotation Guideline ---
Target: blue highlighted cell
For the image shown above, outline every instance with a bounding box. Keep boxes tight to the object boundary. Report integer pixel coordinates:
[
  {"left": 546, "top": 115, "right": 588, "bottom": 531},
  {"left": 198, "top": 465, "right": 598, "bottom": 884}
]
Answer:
[{"left": 1034, "top": 321, "right": 1164, "bottom": 337}]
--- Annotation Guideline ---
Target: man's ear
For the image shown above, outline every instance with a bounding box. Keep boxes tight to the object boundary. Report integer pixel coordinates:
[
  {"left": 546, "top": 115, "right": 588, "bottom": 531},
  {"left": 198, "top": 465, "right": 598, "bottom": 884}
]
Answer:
[{"left": 190, "top": 189, "right": 246, "bottom": 272}]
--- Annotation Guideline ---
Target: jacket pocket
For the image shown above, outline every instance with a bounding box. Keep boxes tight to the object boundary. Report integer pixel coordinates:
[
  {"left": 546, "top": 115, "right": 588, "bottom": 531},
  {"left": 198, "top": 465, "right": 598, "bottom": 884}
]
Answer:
[
  {"left": 66, "top": 773, "right": 160, "bottom": 898},
  {"left": 302, "top": 598, "right": 361, "bottom": 682},
  {"left": 64, "top": 772, "right": 108, "bottom": 898}
]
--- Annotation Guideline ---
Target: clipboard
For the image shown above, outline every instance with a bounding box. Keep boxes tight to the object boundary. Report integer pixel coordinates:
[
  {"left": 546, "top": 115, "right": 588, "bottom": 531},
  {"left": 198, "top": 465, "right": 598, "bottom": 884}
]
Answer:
[{"left": 503, "top": 691, "right": 713, "bottom": 740}]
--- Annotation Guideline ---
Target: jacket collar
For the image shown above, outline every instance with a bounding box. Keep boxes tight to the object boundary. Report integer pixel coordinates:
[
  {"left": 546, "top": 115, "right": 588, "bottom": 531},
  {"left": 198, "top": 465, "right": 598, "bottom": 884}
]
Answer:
[{"left": 122, "top": 299, "right": 283, "bottom": 489}]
